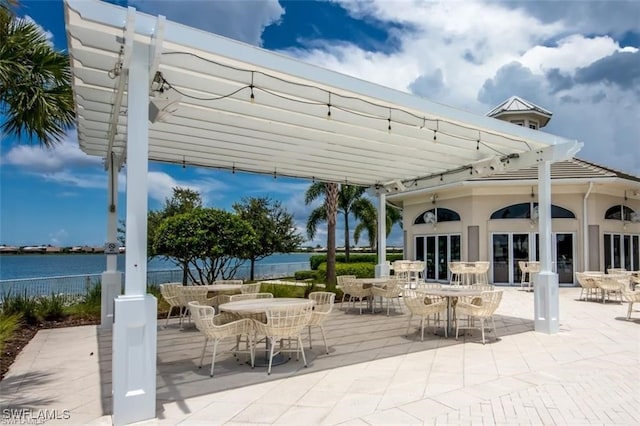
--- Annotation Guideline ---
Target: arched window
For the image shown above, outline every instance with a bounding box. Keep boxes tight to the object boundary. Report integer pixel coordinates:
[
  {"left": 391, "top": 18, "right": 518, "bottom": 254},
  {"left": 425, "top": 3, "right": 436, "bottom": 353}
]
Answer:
[
  {"left": 414, "top": 207, "right": 461, "bottom": 224},
  {"left": 490, "top": 203, "right": 576, "bottom": 220},
  {"left": 605, "top": 205, "right": 636, "bottom": 221}
]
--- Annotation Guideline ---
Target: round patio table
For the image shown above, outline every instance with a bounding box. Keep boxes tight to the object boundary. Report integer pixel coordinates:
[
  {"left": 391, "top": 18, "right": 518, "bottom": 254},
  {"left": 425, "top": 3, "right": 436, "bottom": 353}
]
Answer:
[
  {"left": 418, "top": 287, "right": 484, "bottom": 336},
  {"left": 219, "top": 298, "right": 314, "bottom": 367}
]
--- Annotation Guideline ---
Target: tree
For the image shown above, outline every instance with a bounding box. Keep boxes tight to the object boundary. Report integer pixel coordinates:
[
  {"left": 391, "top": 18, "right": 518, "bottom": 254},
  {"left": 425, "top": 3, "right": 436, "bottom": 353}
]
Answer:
[
  {"left": 0, "top": 2, "right": 75, "bottom": 147},
  {"left": 233, "top": 197, "right": 304, "bottom": 281},
  {"left": 306, "top": 184, "right": 374, "bottom": 262},
  {"left": 147, "top": 187, "right": 203, "bottom": 284},
  {"left": 354, "top": 203, "right": 403, "bottom": 252},
  {"left": 305, "top": 182, "right": 339, "bottom": 289},
  {"left": 153, "top": 208, "right": 256, "bottom": 284}
]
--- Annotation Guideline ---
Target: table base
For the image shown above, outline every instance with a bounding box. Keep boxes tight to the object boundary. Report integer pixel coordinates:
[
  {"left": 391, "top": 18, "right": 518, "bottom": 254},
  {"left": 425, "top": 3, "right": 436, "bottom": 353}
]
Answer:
[{"left": 252, "top": 352, "right": 288, "bottom": 368}]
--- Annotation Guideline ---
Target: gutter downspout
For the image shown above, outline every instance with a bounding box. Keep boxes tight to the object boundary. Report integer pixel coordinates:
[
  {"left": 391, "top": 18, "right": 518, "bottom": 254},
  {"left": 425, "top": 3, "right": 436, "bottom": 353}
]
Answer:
[{"left": 583, "top": 182, "right": 594, "bottom": 271}]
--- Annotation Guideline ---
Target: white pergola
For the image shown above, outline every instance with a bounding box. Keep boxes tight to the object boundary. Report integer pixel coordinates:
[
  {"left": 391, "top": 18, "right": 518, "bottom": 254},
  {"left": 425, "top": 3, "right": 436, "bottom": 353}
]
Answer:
[{"left": 64, "top": 0, "right": 581, "bottom": 424}]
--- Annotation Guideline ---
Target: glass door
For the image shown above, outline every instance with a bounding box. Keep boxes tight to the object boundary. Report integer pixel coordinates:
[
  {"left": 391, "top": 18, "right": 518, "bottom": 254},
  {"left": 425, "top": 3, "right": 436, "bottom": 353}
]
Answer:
[
  {"left": 604, "top": 233, "right": 640, "bottom": 271},
  {"left": 415, "top": 234, "right": 461, "bottom": 282},
  {"left": 531, "top": 233, "right": 575, "bottom": 284},
  {"left": 492, "top": 234, "right": 509, "bottom": 283}
]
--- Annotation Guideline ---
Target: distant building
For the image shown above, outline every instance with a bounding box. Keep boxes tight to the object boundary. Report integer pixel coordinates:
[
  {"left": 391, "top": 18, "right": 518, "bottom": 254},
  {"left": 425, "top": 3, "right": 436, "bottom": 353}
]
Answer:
[{"left": 388, "top": 96, "right": 640, "bottom": 285}]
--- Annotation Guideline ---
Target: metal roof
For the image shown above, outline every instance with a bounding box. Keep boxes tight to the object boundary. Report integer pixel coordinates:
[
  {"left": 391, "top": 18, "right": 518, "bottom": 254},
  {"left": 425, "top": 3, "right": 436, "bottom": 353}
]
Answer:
[{"left": 64, "top": 0, "right": 581, "bottom": 193}]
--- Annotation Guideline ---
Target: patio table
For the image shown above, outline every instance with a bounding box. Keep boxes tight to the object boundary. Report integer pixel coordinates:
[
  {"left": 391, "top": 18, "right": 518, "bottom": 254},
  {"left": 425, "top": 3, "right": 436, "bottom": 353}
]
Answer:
[
  {"left": 418, "top": 287, "right": 483, "bottom": 336},
  {"left": 219, "top": 298, "right": 314, "bottom": 366}
]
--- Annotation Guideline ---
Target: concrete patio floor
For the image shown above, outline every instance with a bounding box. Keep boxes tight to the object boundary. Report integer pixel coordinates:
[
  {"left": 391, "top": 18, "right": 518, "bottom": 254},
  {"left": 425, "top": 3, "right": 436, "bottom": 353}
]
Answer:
[{"left": 1, "top": 287, "right": 639, "bottom": 425}]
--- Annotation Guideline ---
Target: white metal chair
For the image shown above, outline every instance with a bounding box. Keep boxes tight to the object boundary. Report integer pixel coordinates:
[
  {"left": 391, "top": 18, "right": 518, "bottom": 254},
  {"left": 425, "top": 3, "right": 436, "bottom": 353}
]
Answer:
[
  {"left": 340, "top": 279, "right": 371, "bottom": 314},
  {"left": 402, "top": 289, "right": 447, "bottom": 340},
  {"left": 621, "top": 286, "right": 640, "bottom": 320},
  {"left": 253, "top": 302, "right": 313, "bottom": 375},
  {"left": 307, "top": 291, "right": 336, "bottom": 354},
  {"left": 188, "top": 302, "right": 255, "bottom": 377},
  {"left": 455, "top": 290, "right": 503, "bottom": 344}
]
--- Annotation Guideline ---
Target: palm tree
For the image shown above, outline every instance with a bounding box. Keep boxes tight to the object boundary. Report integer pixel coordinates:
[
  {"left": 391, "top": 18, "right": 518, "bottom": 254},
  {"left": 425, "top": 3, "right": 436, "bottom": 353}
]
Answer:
[
  {"left": 354, "top": 202, "right": 402, "bottom": 252},
  {"left": 305, "top": 182, "right": 339, "bottom": 289},
  {"left": 306, "top": 183, "right": 375, "bottom": 262},
  {"left": 0, "top": 2, "right": 75, "bottom": 147}
]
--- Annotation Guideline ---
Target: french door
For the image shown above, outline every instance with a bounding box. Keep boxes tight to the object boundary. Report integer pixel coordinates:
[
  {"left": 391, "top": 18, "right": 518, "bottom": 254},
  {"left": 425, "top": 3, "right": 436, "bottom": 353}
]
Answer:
[
  {"left": 492, "top": 232, "right": 575, "bottom": 284},
  {"left": 415, "top": 234, "right": 461, "bottom": 282},
  {"left": 604, "top": 233, "right": 640, "bottom": 271}
]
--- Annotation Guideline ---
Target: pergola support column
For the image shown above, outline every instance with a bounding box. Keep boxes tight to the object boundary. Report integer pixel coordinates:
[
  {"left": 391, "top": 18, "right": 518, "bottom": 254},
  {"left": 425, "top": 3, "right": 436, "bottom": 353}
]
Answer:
[
  {"left": 534, "top": 160, "right": 559, "bottom": 334},
  {"left": 100, "top": 160, "right": 122, "bottom": 329},
  {"left": 112, "top": 40, "right": 157, "bottom": 426},
  {"left": 375, "top": 192, "right": 389, "bottom": 278}
]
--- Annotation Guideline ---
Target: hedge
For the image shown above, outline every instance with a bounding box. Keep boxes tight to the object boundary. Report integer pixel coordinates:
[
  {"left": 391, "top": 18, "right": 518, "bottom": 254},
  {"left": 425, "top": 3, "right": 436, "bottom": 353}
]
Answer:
[
  {"left": 309, "top": 253, "right": 404, "bottom": 270},
  {"left": 316, "top": 262, "right": 376, "bottom": 281}
]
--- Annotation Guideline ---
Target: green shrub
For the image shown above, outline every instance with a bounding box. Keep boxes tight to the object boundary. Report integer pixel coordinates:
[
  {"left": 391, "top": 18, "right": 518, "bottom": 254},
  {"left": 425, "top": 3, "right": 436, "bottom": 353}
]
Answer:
[
  {"left": 294, "top": 270, "right": 317, "bottom": 281},
  {"left": 259, "top": 283, "right": 304, "bottom": 298},
  {"left": 316, "top": 262, "right": 376, "bottom": 281},
  {"left": 1, "top": 292, "right": 39, "bottom": 325},
  {"left": 37, "top": 294, "right": 66, "bottom": 322},
  {"left": 310, "top": 253, "right": 404, "bottom": 270},
  {"left": 0, "top": 313, "right": 22, "bottom": 352},
  {"left": 83, "top": 281, "right": 102, "bottom": 307}
]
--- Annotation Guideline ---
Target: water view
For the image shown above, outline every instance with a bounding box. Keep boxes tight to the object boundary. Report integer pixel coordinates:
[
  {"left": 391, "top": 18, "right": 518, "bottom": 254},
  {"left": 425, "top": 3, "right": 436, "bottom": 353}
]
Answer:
[{"left": 0, "top": 252, "right": 314, "bottom": 281}]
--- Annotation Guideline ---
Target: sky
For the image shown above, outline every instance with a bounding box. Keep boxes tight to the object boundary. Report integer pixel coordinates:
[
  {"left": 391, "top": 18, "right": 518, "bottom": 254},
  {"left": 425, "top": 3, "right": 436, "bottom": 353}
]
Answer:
[{"left": 1, "top": 0, "right": 639, "bottom": 248}]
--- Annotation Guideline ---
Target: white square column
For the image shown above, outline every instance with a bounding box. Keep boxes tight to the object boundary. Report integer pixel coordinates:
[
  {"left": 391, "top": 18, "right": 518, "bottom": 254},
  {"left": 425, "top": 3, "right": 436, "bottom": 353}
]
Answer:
[
  {"left": 101, "top": 158, "right": 122, "bottom": 329},
  {"left": 112, "top": 39, "right": 157, "bottom": 425},
  {"left": 534, "top": 160, "right": 559, "bottom": 334},
  {"left": 375, "top": 192, "right": 390, "bottom": 278}
]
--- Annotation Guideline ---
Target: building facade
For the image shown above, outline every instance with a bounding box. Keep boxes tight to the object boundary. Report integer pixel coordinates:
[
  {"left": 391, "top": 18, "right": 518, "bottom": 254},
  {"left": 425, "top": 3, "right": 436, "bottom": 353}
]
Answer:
[{"left": 388, "top": 97, "right": 640, "bottom": 285}]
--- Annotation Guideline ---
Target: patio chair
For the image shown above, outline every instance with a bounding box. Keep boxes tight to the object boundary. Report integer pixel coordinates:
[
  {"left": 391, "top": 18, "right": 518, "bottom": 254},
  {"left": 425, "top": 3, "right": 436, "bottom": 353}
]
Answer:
[
  {"left": 340, "top": 279, "right": 371, "bottom": 314},
  {"left": 188, "top": 302, "right": 255, "bottom": 377},
  {"left": 576, "top": 272, "right": 600, "bottom": 301},
  {"left": 307, "top": 291, "right": 336, "bottom": 354},
  {"left": 176, "top": 286, "right": 217, "bottom": 328},
  {"left": 228, "top": 292, "right": 274, "bottom": 301},
  {"left": 402, "top": 289, "right": 447, "bottom": 340},
  {"left": 621, "top": 286, "right": 640, "bottom": 320},
  {"left": 593, "top": 275, "right": 625, "bottom": 303},
  {"left": 337, "top": 275, "right": 356, "bottom": 307},
  {"left": 240, "top": 283, "right": 261, "bottom": 294},
  {"left": 160, "top": 283, "right": 184, "bottom": 327},
  {"left": 455, "top": 290, "right": 503, "bottom": 344},
  {"left": 474, "top": 261, "right": 490, "bottom": 285},
  {"left": 415, "top": 282, "right": 442, "bottom": 291},
  {"left": 253, "top": 302, "right": 313, "bottom": 375},
  {"left": 371, "top": 279, "right": 403, "bottom": 315}
]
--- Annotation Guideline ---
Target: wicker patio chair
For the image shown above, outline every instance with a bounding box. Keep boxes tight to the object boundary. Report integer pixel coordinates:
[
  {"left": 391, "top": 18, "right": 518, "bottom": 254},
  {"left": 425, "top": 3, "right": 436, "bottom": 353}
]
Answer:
[
  {"left": 621, "top": 286, "right": 640, "bottom": 320},
  {"left": 240, "top": 283, "right": 261, "bottom": 294},
  {"left": 415, "top": 282, "right": 442, "bottom": 291},
  {"left": 188, "top": 302, "right": 255, "bottom": 377},
  {"left": 337, "top": 275, "right": 356, "bottom": 307},
  {"left": 593, "top": 275, "right": 625, "bottom": 303},
  {"left": 176, "top": 286, "right": 217, "bottom": 328},
  {"left": 253, "top": 302, "right": 313, "bottom": 375},
  {"left": 474, "top": 261, "right": 490, "bottom": 285},
  {"left": 576, "top": 272, "right": 600, "bottom": 301},
  {"left": 371, "top": 279, "right": 403, "bottom": 315},
  {"left": 307, "top": 291, "right": 336, "bottom": 354},
  {"left": 160, "top": 283, "right": 184, "bottom": 327},
  {"left": 340, "top": 279, "right": 371, "bottom": 314},
  {"left": 402, "top": 289, "right": 447, "bottom": 340},
  {"left": 455, "top": 290, "right": 503, "bottom": 344}
]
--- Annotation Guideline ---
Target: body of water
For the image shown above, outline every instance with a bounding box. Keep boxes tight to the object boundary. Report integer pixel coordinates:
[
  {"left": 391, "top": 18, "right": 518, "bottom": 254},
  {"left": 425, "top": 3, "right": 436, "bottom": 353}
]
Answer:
[{"left": 0, "top": 252, "right": 314, "bottom": 280}]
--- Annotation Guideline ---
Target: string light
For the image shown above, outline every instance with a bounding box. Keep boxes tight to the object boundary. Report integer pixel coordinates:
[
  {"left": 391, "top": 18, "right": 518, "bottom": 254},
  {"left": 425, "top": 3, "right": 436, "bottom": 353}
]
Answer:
[
  {"left": 327, "top": 93, "right": 332, "bottom": 120},
  {"left": 249, "top": 72, "right": 255, "bottom": 104},
  {"left": 159, "top": 51, "right": 535, "bottom": 154},
  {"left": 182, "top": 156, "right": 186, "bottom": 169}
]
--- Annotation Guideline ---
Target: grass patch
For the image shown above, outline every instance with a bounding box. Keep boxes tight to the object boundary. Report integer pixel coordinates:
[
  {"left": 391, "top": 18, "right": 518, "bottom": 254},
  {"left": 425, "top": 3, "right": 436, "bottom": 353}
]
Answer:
[{"left": 0, "top": 314, "right": 22, "bottom": 352}]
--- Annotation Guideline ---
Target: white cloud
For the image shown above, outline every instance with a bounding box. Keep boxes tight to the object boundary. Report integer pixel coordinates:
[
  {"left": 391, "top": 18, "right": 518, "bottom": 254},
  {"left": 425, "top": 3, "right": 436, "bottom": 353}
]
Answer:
[
  {"left": 2, "top": 136, "right": 102, "bottom": 173},
  {"left": 520, "top": 35, "right": 638, "bottom": 74},
  {"left": 129, "top": 0, "right": 284, "bottom": 46}
]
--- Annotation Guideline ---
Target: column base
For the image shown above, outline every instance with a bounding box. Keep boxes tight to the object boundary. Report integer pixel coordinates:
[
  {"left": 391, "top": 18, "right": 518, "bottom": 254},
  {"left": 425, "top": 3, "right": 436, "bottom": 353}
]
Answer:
[
  {"left": 534, "top": 272, "right": 559, "bottom": 334},
  {"left": 112, "top": 294, "right": 157, "bottom": 426}
]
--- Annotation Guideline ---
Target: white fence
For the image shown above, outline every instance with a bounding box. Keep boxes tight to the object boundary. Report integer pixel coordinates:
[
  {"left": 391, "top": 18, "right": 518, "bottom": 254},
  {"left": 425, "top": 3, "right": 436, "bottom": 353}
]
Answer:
[{"left": 0, "top": 262, "right": 310, "bottom": 303}]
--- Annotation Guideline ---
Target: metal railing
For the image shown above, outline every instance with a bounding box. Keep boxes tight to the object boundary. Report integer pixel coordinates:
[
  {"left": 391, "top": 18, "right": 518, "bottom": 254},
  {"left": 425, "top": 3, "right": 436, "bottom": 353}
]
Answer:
[{"left": 0, "top": 262, "right": 310, "bottom": 303}]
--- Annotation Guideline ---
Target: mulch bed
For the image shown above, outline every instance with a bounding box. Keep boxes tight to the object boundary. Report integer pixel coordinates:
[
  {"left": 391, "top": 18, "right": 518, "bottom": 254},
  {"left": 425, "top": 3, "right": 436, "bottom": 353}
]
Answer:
[{"left": 0, "top": 318, "right": 99, "bottom": 381}]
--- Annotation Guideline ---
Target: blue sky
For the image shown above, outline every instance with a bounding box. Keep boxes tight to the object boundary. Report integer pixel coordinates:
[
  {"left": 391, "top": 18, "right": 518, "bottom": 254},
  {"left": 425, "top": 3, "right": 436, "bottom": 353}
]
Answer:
[{"left": 1, "top": 0, "right": 639, "bottom": 247}]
